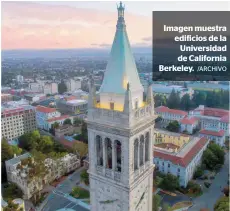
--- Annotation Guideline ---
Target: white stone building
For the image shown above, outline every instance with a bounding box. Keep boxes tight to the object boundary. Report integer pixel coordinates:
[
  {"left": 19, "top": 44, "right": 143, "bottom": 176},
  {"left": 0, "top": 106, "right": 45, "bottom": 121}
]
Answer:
[
  {"left": 179, "top": 117, "right": 199, "bottom": 134},
  {"left": 189, "top": 105, "right": 230, "bottom": 136},
  {"left": 155, "top": 106, "right": 188, "bottom": 123},
  {"left": 199, "top": 129, "right": 225, "bottom": 146},
  {"left": 65, "top": 79, "right": 81, "bottom": 92},
  {"left": 154, "top": 137, "right": 209, "bottom": 187},
  {"left": 43, "top": 82, "right": 58, "bottom": 95},
  {"left": 87, "top": 3, "right": 155, "bottom": 211},
  {"left": 1, "top": 104, "right": 36, "bottom": 140},
  {"left": 5, "top": 153, "right": 80, "bottom": 199},
  {"left": 16, "top": 75, "right": 24, "bottom": 83},
  {"left": 36, "top": 105, "right": 72, "bottom": 130}
]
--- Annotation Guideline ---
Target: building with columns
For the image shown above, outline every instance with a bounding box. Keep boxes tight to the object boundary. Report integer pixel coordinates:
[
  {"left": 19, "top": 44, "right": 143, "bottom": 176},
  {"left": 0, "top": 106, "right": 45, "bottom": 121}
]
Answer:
[{"left": 86, "top": 2, "right": 155, "bottom": 211}]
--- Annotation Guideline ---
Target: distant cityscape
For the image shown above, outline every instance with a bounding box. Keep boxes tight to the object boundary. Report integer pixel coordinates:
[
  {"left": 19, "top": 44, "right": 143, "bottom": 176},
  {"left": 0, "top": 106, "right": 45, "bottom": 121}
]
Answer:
[{"left": 1, "top": 1, "right": 229, "bottom": 211}]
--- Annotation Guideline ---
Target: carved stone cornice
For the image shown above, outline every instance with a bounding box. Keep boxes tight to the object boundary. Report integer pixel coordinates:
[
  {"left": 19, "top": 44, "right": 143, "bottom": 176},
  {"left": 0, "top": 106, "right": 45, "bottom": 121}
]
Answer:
[{"left": 87, "top": 119, "right": 155, "bottom": 137}]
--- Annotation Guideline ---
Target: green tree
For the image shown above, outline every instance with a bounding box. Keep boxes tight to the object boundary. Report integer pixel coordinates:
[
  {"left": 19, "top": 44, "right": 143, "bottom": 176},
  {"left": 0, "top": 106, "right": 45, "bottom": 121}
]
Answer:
[
  {"left": 152, "top": 194, "right": 161, "bottom": 211},
  {"left": 202, "top": 143, "right": 225, "bottom": 171},
  {"left": 208, "top": 143, "right": 225, "bottom": 165},
  {"left": 74, "top": 118, "right": 82, "bottom": 126},
  {"left": 160, "top": 174, "right": 180, "bottom": 191},
  {"left": 180, "top": 94, "right": 193, "bottom": 111},
  {"left": 39, "top": 136, "right": 54, "bottom": 153},
  {"left": 18, "top": 130, "right": 40, "bottom": 151},
  {"left": 167, "top": 89, "right": 180, "bottom": 109},
  {"left": 154, "top": 94, "right": 167, "bottom": 107},
  {"left": 2, "top": 139, "right": 14, "bottom": 182},
  {"left": 202, "top": 149, "right": 219, "bottom": 170},
  {"left": 52, "top": 122, "right": 60, "bottom": 129},
  {"left": 166, "top": 120, "right": 180, "bottom": 132},
  {"left": 193, "top": 166, "right": 204, "bottom": 179},
  {"left": 63, "top": 118, "right": 72, "bottom": 125},
  {"left": 72, "top": 141, "right": 88, "bottom": 159},
  {"left": 58, "top": 80, "right": 67, "bottom": 94},
  {"left": 2, "top": 183, "right": 23, "bottom": 201},
  {"left": 80, "top": 169, "right": 89, "bottom": 185},
  {"left": 192, "top": 91, "right": 206, "bottom": 107},
  {"left": 214, "top": 196, "right": 229, "bottom": 211}
]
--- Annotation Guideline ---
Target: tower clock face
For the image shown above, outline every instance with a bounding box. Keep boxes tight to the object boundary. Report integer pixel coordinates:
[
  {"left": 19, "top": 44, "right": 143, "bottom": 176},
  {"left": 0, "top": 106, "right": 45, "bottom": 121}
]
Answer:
[{"left": 134, "top": 185, "right": 148, "bottom": 211}]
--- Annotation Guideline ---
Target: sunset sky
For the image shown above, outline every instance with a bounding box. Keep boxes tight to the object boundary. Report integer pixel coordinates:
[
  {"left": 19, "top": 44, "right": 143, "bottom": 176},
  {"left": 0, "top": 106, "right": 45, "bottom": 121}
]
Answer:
[
  {"left": 2, "top": 1, "right": 153, "bottom": 50},
  {"left": 2, "top": 1, "right": 229, "bottom": 50}
]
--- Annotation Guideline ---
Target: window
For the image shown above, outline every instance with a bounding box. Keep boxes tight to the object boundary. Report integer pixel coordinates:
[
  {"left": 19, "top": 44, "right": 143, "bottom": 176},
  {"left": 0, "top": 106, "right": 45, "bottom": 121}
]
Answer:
[
  {"left": 96, "top": 135, "right": 103, "bottom": 166},
  {"left": 134, "top": 139, "right": 139, "bottom": 170},
  {"left": 135, "top": 101, "right": 138, "bottom": 109},
  {"left": 110, "top": 102, "right": 114, "bottom": 110},
  {"left": 168, "top": 164, "right": 170, "bottom": 168}
]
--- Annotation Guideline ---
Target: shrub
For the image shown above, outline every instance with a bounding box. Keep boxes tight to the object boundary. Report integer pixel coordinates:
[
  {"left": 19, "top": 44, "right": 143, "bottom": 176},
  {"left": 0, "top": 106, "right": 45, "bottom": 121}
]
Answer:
[{"left": 193, "top": 166, "right": 204, "bottom": 179}]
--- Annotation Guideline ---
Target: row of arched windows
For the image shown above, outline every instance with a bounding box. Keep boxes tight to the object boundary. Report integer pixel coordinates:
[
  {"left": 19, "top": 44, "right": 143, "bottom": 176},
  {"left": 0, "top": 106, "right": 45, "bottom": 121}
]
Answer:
[
  {"left": 96, "top": 135, "right": 122, "bottom": 172},
  {"left": 134, "top": 132, "right": 150, "bottom": 171}
]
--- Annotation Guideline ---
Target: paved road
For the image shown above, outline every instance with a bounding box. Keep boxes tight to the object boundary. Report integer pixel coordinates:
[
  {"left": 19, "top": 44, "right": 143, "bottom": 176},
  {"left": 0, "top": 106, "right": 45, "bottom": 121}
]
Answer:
[
  {"left": 41, "top": 167, "right": 86, "bottom": 211},
  {"left": 189, "top": 152, "right": 229, "bottom": 211}
]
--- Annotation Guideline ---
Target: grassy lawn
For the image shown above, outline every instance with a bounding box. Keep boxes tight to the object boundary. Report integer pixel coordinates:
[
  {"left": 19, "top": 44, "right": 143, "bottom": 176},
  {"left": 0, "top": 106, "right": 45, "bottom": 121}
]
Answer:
[
  {"left": 170, "top": 201, "right": 192, "bottom": 211},
  {"left": 70, "top": 186, "right": 90, "bottom": 199}
]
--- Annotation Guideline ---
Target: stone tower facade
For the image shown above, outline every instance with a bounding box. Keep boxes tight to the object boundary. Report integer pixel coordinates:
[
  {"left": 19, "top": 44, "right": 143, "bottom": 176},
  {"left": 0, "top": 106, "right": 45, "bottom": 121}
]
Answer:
[{"left": 87, "top": 2, "right": 155, "bottom": 211}]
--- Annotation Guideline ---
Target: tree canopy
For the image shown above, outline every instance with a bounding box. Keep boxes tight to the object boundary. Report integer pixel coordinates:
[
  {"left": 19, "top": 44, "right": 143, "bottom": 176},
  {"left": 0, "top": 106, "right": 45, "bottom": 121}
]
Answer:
[
  {"left": 58, "top": 80, "right": 67, "bottom": 94},
  {"left": 63, "top": 118, "right": 72, "bottom": 125},
  {"left": 2, "top": 139, "right": 22, "bottom": 182},
  {"left": 159, "top": 173, "right": 180, "bottom": 191},
  {"left": 167, "top": 89, "right": 180, "bottom": 109},
  {"left": 72, "top": 141, "right": 88, "bottom": 159},
  {"left": 166, "top": 121, "right": 180, "bottom": 132},
  {"left": 214, "top": 196, "right": 229, "bottom": 211},
  {"left": 155, "top": 88, "right": 229, "bottom": 110},
  {"left": 202, "top": 143, "right": 225, "bottom": 171}
]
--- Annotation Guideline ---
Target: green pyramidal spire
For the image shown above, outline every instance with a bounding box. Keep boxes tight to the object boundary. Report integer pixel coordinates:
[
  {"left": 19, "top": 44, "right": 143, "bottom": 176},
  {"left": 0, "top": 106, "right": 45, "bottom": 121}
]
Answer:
[{"left": 99, "top": 2, "right": 143, "bottom": 95}]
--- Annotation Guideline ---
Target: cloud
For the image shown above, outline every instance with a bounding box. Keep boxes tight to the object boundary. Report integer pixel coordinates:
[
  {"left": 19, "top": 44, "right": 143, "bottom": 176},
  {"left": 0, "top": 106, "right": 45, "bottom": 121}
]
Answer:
[{"left": 2, "top": 2, "right": 151, "bottom": 49}]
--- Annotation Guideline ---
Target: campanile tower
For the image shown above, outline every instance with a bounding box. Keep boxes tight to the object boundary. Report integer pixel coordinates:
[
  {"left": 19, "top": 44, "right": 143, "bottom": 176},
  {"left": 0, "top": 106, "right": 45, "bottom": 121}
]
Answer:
[{"left": 87, "top": 2, "right": 155, "bottom": 211}]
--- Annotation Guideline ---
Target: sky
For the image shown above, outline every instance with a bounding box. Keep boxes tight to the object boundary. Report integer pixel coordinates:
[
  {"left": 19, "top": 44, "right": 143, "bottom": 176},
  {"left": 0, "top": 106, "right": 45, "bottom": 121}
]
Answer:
[
  {"left": 2, "top": 1, "right": 153, "bottom": 50},
  {"left": 2, "top": 1, "right": 229, "bottom": 50}
]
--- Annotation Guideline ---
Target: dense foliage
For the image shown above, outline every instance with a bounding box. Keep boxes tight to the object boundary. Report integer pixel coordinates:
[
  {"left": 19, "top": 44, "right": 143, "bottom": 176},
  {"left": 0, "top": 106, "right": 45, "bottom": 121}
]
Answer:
[
  {"left": 1, "top": 138, "right": 23, "bottom": 182},
  {"left": 154, "top": 89, "right": 229, "bottom": 110},
  {"left": 58, "top": 80, "right": 67, "bottom": 94},
  {"left": 80, "top": 169, "right": 89, "bottom": 185},
  {"left": 166, "top": 120, "right": 180, "bottom": 132},
  {"left": 74, "top": 121, "right": 88, "bottom": 143},
  {"left": 202, "top": 143, "right": 225, "bottom": 171},
  {"left": 214, "top": 196, "right": 229, "bottom": 211},
  {"left": 159, "top": 173, "right": 180, "bottom": 191}
]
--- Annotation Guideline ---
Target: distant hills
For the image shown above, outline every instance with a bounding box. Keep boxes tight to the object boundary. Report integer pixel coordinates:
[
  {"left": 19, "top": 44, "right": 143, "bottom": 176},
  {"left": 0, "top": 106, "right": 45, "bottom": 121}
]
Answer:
[{"left": 2, "top": 47, "right": 152, "bottom": 59}]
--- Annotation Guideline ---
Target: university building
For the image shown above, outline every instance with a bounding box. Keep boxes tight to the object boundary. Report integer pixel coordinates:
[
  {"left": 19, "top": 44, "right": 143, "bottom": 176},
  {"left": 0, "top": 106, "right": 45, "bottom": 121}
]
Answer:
[
  {"left": 1, "top": 104, "right": 36, "bottom": 140},
  {"left": 87, "top": 2, "right": 155, "bottom": 211}
]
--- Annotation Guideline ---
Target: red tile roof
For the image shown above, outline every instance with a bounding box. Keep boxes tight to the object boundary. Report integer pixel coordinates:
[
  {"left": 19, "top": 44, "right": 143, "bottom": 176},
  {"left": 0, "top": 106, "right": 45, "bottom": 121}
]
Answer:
[
  {"left": 155, "top": 106, "right": 187, "bottom": 116},
  {"left": 36, "top": 105, "right": 56, "bottom": 113},
  {"left": 154, "top": 137, "right": 209, "bottom": 167},
  {"left": 194, "top": 107, "right": 229, "bottom": 118},
  {"left": 58, "top": 138, "right": 83, "bottom": 148},
  {"left": 203, "top": 107, "right": 229, "bottom": 117},
  {"left": 47, "top": 115, "right": 70, "bottom": 123},
  {"left": 220, "top": 115, "right": 229, "bottom": 123},
  {"left": 180, "top": 117, "right": 198, "bottom": 125},
  {"left": 199, "top": 129, "right": 225, "bottom": 137}
]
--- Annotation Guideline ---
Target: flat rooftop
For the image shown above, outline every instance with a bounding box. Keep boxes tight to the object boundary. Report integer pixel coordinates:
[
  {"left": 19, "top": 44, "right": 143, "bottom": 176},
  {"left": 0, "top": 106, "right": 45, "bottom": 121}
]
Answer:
[{"left": 66, "top": 99, "right": 87, "bottom": 105}]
